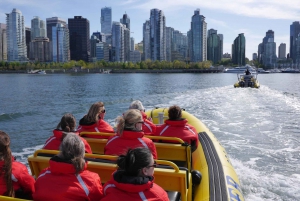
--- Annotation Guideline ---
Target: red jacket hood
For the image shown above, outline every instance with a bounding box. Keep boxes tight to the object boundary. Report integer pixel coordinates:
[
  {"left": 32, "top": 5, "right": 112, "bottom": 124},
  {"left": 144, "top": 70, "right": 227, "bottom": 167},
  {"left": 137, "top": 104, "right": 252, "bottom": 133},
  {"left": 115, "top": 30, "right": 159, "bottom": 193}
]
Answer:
[
  {"left": 121, "top": 130, "right": 144, "bottom": 139},
  {"left": 49, "top": 157, "right": 87, "bottom": 174},
  {"left": 110, "top": 171, "right": 154, "bottom": 193},
  {"left": 164, "top": 119, "right": 188, "bottom": 126}
]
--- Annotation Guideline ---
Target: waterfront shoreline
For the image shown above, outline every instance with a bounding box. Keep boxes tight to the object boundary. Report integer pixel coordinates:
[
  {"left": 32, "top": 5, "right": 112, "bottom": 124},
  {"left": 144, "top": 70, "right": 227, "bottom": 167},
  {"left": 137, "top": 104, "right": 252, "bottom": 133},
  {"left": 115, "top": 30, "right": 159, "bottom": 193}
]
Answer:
[{"left": 0, "top": 68, "right": 223, "bottom": 74}]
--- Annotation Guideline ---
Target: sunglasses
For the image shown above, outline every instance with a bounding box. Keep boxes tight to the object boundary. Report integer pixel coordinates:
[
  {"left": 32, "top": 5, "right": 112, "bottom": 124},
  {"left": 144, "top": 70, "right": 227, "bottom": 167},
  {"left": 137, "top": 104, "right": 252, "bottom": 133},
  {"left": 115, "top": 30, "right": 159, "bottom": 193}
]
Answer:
[
  {"left": 101, "top": 109, "right": 106, "bottom": 113},
  {"left": 147, "top": 161, "right": 157, "bottom": 168}
]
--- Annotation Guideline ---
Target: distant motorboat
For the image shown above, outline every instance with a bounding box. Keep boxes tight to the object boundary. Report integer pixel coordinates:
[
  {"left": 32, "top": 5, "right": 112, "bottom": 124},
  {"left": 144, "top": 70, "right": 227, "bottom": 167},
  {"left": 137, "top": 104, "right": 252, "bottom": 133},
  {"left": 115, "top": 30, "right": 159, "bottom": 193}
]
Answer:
[
  {"left": 28, "top": 70, "right": 46, "bottom": 74},
  {"left": 281, "top": 68, "right": 300, "bottom": 73},
  {"left": 269, "top": 68, "right": 281, "bottom": 73},
  {"left": 257, "top": 68, "right": 270, "bottom": 74},
  {"left": 224, "top": 65, "right": 256, "bottom": 74}
]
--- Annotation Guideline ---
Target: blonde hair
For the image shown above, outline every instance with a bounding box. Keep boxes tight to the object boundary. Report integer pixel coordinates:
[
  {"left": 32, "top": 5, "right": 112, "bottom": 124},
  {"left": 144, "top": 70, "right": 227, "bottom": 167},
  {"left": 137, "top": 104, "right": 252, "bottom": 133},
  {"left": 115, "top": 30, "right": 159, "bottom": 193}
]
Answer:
[
  {"left": 85, "top": 102, "right": 104, "bottom": 123},
  {"left": 116, "top": 109, "right": 142, "bottom": 135}
]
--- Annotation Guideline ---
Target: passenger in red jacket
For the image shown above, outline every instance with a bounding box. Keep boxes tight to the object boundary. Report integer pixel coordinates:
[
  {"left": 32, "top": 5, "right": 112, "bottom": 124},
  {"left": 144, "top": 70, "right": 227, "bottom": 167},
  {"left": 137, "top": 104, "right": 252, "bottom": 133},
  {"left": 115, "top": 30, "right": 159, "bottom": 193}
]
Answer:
[
  {"left": 43, "top": 113, "right": 92, "bottom": 154},
  {"left": 0, "top": 131, "right": 35, "bottom": 199},
  {"left": 155, "top": 105, "right": 198, "bottom": 151},
  {"left": 78, "top": 102, "right": 115, "bottom": 139},
  {"left": 104, "top": 109, "right": 157, "bottom": 159},
  {"left": 33, "top": 134, "right": 103, "bottom": 201},
  {"left": 129, "top": 100, "right": 156, "bottom": 135},
  {"left": 101, "top": 147, "right": 169, "bottom": 201}
]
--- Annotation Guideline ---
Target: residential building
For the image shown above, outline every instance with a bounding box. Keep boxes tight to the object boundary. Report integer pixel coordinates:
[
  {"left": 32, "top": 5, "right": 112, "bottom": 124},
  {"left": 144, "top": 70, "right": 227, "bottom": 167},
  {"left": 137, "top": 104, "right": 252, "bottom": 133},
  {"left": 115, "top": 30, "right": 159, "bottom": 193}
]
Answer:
[
  {"left": 6, "top": 8, "right": 27, "bottom": 62},
  {"left": 190, "top": 9, "right": 207, "bottom": 62},
  {"left": 52, "top": 23, "right": 69, "bottom": 62},
  {"left": 252, "top": 53, "right": 257, "bottom": 60},
  {"left": 278, "top": 43, "right": 286, "bottom": 59},
  {"left": 150, "top": 9, "right": 166, "bottom": 61},
  {"left": 25, "top": 27, "right": 31, "bottom": 59},
  {"left": 232, "top": 33, "right": 245, "bottom": 66},
  {"left": 130, "top": 50, "right": 141, "bottom": 63},
  {"left": 68, "top": 16, "right": 90, "bottom": 62},
  {"left": 218, "top": 34, "right": 223, "bottom": 61},
  {"left": 207, "top": 29, "right": 222, "bottom": 64},
  {"left": 101, "top": 7, "right": 112, "bottom": 34},
  {"left": 143, "top": 20, "right": 150, "bottom": 60},
  {"left": 95, "top": 42, "right": 109, "bottom": 62},
  {"left": 0, "top": 23, "right": 7, "bottom": 61},
  {"left": 172, "top": 30, "right": 188, "bottom": 62},
  {"left": 123, "top": 26, "right": 130, "bottom": 62},
  {"left": 111, "top": 22, "right": 125, "bottom": 62},
  {"left": 29, "top": 37, "right": 52, "bottom": 62},
  {"left": 130, "top": 37, "right": 134, "bottom": 51},
  {"left": 46, "top": 17, "right": 67, "bottom": 42},
  {"left": 92, "top": 31, "right": 106, "bottom": 42},
  {"left": 223, "top": 53, "right": 231, "bottom": 58},
  {"left": 31, "top": 16, "right": 46, "bottom": 40},
  {"left": 264, "top": 38, "right": 277, "bottom": 67},
  {"left": 290, "top": 21, "right": 300, "bottom": 62},
  {"left": 165, "top": 27, "right": 174, "bottom": 62}
]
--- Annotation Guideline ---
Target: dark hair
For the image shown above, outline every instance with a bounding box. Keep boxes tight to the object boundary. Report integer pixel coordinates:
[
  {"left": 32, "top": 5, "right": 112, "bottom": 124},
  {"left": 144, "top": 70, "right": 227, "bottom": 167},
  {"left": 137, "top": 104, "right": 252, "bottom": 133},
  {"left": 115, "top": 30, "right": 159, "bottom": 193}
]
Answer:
[
  {"left": 58, "top": 134, "right": 85, "bottom": 175},
  {"left": 117, "top": 147, "right": 152, "bottom": 176},
  {"left": 0, "top": 131, "right": 14, "bottom": 197},
  {"left": 56, "top": 113, "right": 76, "bottom": 132},
  {"left": 168, "top": 105, "right": 182, "bottom": 120}
]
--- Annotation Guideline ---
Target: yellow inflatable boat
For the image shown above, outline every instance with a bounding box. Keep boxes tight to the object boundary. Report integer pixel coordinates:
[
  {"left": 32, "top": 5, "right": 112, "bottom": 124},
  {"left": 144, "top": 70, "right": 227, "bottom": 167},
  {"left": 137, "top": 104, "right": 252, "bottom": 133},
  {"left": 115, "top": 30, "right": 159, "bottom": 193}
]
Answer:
[
  {"left": 234, "top": 73, "right": 260, "bottom": 88},
  {"left": 146, "top": 108, "right": 245, "bottom": 201},
  {"left": 0, "top": 108, "right": 244, "bottom": 201}
]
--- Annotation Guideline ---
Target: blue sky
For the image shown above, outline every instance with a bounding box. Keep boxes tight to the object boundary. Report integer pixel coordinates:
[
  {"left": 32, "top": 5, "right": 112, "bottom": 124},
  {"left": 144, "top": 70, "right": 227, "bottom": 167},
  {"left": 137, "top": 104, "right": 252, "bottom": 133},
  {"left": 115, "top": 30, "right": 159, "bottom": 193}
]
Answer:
[{"left": 0, "top": 0, "right": 299, "bottom": 59}]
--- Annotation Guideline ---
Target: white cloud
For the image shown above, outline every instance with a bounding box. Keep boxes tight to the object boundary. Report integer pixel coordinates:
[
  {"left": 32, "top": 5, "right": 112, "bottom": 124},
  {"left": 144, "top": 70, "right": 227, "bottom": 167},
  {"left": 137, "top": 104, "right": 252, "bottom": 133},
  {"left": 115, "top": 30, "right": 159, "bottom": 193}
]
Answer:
[
  {"left": 130, "top": 0, "right": 300, "bottom": 20},
  {"left": 208, "top": 18, "right": 228, "bottom": 28}
]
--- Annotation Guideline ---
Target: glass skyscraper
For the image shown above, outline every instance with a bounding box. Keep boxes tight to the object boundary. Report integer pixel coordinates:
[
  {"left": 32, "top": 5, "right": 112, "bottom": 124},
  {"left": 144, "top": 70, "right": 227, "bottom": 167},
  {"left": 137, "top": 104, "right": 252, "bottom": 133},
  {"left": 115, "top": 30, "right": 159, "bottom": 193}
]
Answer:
[
  {"left": 52, "top": 23, "right": 69, "bottom": 62},
  {"left": 111, "top": 22, "right": 125, "bottom": 62},
  {"left": 207, "top": 29, "right": 222, "bottom": 64},
  {"left": 290, "top": 22, "right": 300, "bottom": 62},
  {"left": 46, "top": 17, "right": 67, "bottom": 42},
  {"left": 190, "top": 9, "right": 207, "bottom": 62},
  {"left": 150, "top": 9, "right": 166, "bottom": 61},
  {"left": 232, "top": 33, "right": 245, "bottom": 66},
  {"left": 101, "top": 7, "right": 112, "bottom": 34},
  {"left": 143, "top": 20, "right": 150, "bottom": 60},
  {"left": 68, "top": 16, "right": 90, "bottom": 62},
  {"left": 6, "top": 8, "right": 27, "bottom": 62}
]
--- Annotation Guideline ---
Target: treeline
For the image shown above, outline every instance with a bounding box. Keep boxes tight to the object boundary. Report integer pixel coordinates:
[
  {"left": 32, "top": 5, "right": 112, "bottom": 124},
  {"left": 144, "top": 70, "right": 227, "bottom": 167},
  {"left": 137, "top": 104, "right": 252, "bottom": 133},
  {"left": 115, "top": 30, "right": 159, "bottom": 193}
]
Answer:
[{"left": 0, "top": 59, "right": 213, "bottom": 70}]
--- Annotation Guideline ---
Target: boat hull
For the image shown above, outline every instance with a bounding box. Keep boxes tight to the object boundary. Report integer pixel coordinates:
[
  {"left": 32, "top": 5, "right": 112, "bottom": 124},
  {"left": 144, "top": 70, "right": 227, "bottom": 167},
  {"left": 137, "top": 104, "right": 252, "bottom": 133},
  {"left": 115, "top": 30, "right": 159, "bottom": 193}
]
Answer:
[{"left": 146, "top": 108, "right": 244, "bottom": 201}]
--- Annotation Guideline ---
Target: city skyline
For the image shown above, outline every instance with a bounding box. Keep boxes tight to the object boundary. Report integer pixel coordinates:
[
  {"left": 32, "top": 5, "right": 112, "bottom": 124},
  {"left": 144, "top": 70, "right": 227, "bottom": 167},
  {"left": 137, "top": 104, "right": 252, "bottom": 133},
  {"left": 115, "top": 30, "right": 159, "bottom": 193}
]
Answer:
[{"left": 0, "top": 0, "right": 298, "bottom": 59}]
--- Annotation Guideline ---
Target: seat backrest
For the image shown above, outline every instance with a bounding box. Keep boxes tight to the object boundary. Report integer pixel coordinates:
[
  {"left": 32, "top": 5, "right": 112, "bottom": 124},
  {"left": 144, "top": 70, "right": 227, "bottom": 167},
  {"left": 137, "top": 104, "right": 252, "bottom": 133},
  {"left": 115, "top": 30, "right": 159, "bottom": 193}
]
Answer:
[
  {"left": 28, "top": 150, "right": 189, "bottom": 201},
  {"left": 80, "top": 133, "right": 192, "bottom": 170}
]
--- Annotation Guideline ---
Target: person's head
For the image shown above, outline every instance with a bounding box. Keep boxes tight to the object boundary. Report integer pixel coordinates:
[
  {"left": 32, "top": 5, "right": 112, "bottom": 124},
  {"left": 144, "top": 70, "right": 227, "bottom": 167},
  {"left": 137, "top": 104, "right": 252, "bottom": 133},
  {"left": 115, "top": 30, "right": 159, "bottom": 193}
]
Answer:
[
  {"left": 0, "top": 131, "right": 14, "bottom": 197},
  {"left": 168, "top": 105, "right": 182, "bottom": 120},
  {"left": 117, "top": 147, "right": 155, "bottom": 177},
  {"left": 116, "top": 109, "right": 144, "bottom": 135},
  {"left": 58, "top": 134, "right": 85, "bottom": 175},
  {"left": 129, "top": 100, "right": 145, "bottom": 112},
  {"left": 56, "top": 113, "right": 76, "bottom": 132},
  {"left": 86, "top": 102, "right": 106, "bottom": 123}
]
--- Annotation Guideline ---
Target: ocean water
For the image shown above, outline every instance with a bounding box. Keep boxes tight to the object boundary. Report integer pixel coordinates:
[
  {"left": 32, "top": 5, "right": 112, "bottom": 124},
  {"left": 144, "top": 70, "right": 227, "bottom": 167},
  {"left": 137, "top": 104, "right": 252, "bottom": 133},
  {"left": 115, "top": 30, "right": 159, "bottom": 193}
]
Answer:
[{"left": 0, "top": 73, "right": 299, "bottom": 200}]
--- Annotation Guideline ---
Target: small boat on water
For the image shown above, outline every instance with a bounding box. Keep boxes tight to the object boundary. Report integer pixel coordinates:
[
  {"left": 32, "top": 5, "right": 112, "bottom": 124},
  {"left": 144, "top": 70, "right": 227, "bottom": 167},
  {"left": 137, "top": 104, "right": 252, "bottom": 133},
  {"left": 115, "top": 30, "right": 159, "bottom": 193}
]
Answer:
[
  {"left": 257, "top": 68, "right": 270, "bottom": 74},
  {"left": 281, "top": 68, "right": 300, "bottom": 73},
  {"left": 234, "top": 73, "right": 260, "bottom": 88},
  {"left": 224, "top": 65, "right": 256, "bottom": 74},
  {"left": 0, "top": 109, "right": 245, "bottom": 201},
  {"left": 28, "top": 70, "right": 46, "bottom": 74}
]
